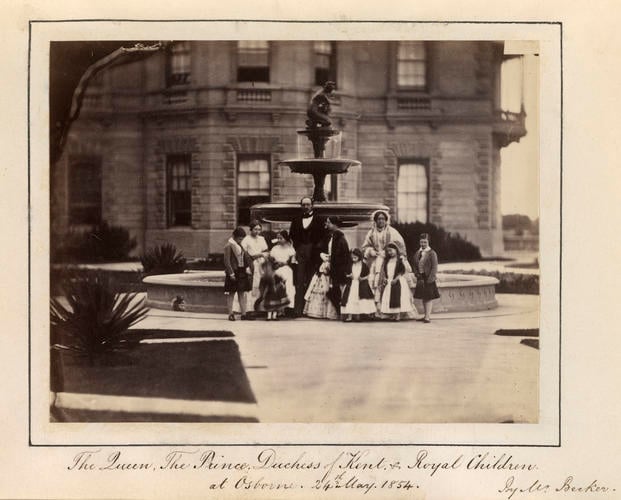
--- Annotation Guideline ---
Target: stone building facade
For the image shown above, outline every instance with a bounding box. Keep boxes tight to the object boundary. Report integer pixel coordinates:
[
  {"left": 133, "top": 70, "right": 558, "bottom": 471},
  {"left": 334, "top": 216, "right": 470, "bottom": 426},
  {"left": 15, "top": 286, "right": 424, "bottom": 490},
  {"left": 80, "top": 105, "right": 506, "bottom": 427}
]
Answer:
[{"left": 51, "top": 41, "right": 526, "bottom": 257}]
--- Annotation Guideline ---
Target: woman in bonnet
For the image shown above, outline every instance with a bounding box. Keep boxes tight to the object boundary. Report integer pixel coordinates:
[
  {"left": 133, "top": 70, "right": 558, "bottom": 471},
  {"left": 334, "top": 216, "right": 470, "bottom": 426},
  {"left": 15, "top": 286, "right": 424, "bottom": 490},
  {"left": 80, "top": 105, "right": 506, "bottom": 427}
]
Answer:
[{"left": 361, "top": 210, "right": 407, "bottom": 302}]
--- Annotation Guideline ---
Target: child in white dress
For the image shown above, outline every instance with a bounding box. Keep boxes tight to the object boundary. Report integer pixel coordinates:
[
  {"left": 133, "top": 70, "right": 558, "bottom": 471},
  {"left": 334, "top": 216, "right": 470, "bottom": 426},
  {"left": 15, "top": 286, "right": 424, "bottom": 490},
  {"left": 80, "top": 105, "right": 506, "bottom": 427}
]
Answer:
[
  {"left": 269, "top": 230, "right": 297, "bottom": 315},
  {"left": 240, "top": 220, "right": 269, "bottom": 313},
  {"left": 303, "top": 253, "right": 339, "bottom": 320},
  {"left": 378, "top": 242, "right": 415, "bottom": 321},
  {"left": 341, "top": 248, "right": 377, "bottom": 322}
]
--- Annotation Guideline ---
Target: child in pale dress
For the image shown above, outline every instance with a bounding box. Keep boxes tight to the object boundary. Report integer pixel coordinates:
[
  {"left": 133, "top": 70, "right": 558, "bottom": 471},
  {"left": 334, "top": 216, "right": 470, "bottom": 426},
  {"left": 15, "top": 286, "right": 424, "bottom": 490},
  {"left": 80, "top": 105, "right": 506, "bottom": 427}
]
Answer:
[
  {"left": 341, "top": 248, "right": 377, "bottom": 322},
  {"left": 378, "top": 242, "right": 415, "bottom": 321},
  {"left": 240, "top": 220, "right": 269, "bottom": 314},
  {"left": 303, "top": 253, "right": 339, "bottom": 320},
  {"left": 269, "top": 230, "right": 297, "bottom": 317}
]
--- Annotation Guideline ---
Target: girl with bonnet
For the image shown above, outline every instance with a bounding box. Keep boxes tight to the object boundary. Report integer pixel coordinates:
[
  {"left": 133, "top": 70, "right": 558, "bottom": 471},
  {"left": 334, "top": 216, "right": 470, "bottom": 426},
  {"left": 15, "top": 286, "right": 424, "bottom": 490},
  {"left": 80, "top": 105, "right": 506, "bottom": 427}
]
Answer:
[
  {"left": 341, "top": 248, "right": 376, "bottom": 322},
  {"left": 377, "top": 242, "right": 415, "bottom": 321}
]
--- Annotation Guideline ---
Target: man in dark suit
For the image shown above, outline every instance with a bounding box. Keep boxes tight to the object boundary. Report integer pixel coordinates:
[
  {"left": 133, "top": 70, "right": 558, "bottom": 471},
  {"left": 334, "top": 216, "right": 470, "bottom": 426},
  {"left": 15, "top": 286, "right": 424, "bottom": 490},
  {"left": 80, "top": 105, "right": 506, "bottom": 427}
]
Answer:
[{"left": 289, "top": 196, "right": 326, "bottom": 315}]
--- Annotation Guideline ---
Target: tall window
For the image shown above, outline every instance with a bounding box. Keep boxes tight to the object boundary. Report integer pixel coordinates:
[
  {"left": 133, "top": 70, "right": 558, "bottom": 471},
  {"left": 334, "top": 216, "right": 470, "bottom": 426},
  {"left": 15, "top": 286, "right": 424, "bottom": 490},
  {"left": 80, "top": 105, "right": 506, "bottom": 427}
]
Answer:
[
  {"left": 237, "top": 41, "right": 270, "bottom": 82},
  {"left": 166, "top": 41, "right": 191, "bottom": 86},
  {"left": 314, "top": 41, "right": 337, "bottom": 86},
  {"left": 69, "top": 158, "right": 102, "bottom": 225},
  {"left": 397, "top": 41, "right": 427, "bottom": 89},
  {"left": 397, "top": 160, "right": 429, "bottom": 223},
  {"left": 167, "top": 154, "right": 192, "bottom": 226},
  {"left": 237, "top": 156, "right": 271, "bottom": 225}
]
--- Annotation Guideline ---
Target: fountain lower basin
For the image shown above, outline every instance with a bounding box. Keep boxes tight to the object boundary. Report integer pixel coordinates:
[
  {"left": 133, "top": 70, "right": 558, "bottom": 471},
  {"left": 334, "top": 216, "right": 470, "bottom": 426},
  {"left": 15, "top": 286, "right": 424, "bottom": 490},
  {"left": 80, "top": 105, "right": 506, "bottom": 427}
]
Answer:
[{"left": 143, "top": 272, "right": 499, "bottom": 314}]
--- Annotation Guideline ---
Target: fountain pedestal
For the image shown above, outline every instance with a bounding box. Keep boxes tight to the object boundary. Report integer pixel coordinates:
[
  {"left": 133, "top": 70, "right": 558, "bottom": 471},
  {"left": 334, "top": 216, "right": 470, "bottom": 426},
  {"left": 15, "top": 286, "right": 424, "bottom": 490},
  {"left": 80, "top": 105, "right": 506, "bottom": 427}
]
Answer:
[{"left": 251, "top": 127, "right": 387, "bottom": 225}]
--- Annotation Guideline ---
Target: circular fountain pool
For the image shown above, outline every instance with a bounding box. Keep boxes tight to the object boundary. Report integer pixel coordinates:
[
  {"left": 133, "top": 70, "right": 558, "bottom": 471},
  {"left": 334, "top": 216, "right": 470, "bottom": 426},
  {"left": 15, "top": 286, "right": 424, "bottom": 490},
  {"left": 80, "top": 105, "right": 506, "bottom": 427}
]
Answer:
[{"left": 143, "top": 272, "right": 499, "bottom": 314}]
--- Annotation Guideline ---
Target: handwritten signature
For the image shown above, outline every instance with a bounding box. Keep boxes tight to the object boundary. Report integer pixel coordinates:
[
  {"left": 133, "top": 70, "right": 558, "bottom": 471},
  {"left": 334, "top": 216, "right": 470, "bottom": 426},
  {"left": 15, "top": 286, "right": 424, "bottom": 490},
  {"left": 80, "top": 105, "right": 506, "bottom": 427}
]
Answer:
[{"left": 499, "top": 475, "right": 615, "bottom": 498}]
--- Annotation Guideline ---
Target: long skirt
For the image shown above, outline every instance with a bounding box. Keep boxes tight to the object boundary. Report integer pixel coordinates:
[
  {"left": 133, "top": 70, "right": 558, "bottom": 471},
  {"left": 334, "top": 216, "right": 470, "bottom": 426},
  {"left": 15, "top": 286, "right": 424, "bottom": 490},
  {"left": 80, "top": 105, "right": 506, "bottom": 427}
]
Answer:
[
  {"left": 367, "top": 255, "right": 383, "bottom": 303},
  {"left": 303, "top": 274, "right": 339, "bottom": 320},
  {"left": 380, "top": 276, "right": 415, "bottom": 314},
  {"left": 224, "top": 268, "right": 251, "bottom": 294},
  {"left": 341, "top": 280, "right": 377, "bottom": 315},
  {"left": 262, "top": 283, "right": 290, "bottom": 312},
  {"left": 246, "top": 257, "right": 265, "bottom": 310},
  {"left": 413, "top": 278, "right": 441, "bottom": 301},
  {"left": 274, "top": 264, "right": 296, "bottom": 307}
]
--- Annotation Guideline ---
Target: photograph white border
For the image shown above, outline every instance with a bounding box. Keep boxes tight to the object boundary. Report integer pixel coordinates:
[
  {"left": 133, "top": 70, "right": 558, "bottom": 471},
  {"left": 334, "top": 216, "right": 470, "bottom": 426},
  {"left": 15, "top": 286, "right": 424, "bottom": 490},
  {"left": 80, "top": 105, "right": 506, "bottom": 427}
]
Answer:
[{"left": 29, "top": 20, "right": 560, "bottom": 447}]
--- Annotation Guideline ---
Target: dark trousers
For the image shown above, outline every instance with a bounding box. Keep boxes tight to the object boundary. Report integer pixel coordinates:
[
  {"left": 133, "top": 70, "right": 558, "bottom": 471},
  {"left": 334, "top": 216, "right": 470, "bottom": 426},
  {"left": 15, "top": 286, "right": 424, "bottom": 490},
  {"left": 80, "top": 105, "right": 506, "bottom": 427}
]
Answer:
[{"left": 294, "top": 243, "right": 315, "bottom": 314}]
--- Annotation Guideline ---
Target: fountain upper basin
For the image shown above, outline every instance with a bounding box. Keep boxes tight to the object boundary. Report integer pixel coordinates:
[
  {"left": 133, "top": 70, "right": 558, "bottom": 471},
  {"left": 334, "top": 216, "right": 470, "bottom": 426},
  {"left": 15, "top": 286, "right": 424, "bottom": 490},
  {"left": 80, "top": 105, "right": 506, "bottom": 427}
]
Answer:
[{"left": 278, "top": 158, "right": 361, "bottom": 175}]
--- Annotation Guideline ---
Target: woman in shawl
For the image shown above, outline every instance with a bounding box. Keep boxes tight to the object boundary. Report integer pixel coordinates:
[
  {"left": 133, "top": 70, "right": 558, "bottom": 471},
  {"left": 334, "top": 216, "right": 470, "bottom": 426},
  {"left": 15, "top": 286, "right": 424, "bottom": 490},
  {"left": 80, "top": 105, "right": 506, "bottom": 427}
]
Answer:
[{"left": 361, "top": 210, "right": 407, "bottom": 302}]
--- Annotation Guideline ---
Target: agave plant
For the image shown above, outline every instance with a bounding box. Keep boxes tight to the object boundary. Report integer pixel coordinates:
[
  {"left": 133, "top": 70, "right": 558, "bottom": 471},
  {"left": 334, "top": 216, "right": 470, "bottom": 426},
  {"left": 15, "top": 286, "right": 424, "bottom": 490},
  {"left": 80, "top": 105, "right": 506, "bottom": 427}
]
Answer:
[
  {"left": 140, "top": 242, "right": 187, "bottom": 275},
  {"left": 50, "top": 272, "right": 149, "bottom": 365}
]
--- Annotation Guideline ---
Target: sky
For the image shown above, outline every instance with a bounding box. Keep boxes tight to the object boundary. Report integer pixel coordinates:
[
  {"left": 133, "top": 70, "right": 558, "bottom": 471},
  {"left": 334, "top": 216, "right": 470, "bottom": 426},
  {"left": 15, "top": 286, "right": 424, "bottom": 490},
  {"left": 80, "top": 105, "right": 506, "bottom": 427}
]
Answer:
[{"left": 500, "top": 45, "right": 540, "bottom": 220}]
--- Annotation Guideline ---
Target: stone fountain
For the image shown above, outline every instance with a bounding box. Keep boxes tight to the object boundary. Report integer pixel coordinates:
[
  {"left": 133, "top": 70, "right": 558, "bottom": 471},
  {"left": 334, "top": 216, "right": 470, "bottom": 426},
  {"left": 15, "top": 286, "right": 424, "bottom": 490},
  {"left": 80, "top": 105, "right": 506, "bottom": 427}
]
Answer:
[
  {"left": 143, "top": 83, "right": 499, "bottom": 314},
  {"left": 251, "top": 81, "right": 389, "bottom": 225}
]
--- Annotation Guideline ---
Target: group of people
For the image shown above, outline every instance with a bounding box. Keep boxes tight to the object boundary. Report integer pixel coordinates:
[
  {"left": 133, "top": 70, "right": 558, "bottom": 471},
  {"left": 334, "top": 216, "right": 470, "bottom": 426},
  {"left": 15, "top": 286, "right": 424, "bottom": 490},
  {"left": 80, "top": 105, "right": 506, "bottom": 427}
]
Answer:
[{"left": 223, "top": 197, "right": 440, "bottom": 323}]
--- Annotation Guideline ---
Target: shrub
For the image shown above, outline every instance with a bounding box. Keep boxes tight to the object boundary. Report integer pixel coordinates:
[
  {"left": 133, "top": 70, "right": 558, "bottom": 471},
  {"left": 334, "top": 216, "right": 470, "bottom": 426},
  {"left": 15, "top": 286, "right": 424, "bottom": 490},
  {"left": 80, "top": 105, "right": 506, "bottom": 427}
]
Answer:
[
  {"left": 51, "top": 221, "right": 137, "bottom": 263},
  {"left": 390, "top": 221, "right": 482, "bottom": 263},
  {"left": 50, "top": 266, "right": 146, "bottom": 295},
  {"left": 186, "top": 253, "right": 225, "bottom": 271},
  {"left": 50, "top": 272, "right": 149, "bottom": 365},
  {"left": 140, "top": 242, "right": 186, "bottom": 275},
  {"left": 503, "top": 214, "right": 534, "bottom": 232}
]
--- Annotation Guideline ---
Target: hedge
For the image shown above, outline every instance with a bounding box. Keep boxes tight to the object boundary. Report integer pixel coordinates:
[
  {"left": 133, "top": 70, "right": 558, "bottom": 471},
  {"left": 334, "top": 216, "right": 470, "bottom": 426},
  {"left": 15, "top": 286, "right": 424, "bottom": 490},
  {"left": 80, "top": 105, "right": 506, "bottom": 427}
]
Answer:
[{"left": 441, "top": 269, "right": 539, "bottom": 295}]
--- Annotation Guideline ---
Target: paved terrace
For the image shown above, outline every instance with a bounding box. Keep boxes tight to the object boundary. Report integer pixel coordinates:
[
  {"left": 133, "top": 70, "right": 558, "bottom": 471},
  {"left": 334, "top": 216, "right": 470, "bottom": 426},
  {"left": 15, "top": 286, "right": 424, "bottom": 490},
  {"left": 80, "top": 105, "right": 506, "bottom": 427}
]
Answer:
[
  {"left": 76, "top": 293, "right": 540, "bottom": 424},
  {"left": 54, "top": 255, "right": 539, "bottom": 423}
]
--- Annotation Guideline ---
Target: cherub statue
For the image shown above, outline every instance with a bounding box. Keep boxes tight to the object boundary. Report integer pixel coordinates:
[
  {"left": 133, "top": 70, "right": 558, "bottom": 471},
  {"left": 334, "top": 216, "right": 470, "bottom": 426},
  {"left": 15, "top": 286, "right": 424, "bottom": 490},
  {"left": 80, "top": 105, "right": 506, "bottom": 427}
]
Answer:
[{"left": 306, "top": 81, "right": 336, "bottom": 129}]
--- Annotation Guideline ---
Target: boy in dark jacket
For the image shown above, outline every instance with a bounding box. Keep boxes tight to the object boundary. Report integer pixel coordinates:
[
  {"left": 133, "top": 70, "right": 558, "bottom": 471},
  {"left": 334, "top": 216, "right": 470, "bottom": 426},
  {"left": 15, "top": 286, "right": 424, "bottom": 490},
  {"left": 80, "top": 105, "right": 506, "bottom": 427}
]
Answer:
[{"left": 223, "top": 226, "right": 253, "bottom": 321}]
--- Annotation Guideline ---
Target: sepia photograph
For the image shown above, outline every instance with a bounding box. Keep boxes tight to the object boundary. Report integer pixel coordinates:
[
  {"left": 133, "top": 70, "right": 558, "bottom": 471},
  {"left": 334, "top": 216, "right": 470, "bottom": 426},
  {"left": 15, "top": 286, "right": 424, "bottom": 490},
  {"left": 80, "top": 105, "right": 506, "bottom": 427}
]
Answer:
[
  {"left": 5, "top": 3, "right": 621, "bottom": 498},
  {"left": 46, "top": 36, "right": 542, "bottom": 428}
]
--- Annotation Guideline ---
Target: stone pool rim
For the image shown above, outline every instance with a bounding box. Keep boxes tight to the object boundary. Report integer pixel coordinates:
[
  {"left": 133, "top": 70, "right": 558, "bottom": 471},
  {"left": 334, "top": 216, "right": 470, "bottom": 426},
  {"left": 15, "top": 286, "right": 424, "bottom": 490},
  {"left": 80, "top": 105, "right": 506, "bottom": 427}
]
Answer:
[
  {"left": 143, "top": 271, "right": 499, "bottom": 314},
  {"left": 143, "top": 271, "right": 499, "bottom": 288}
]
